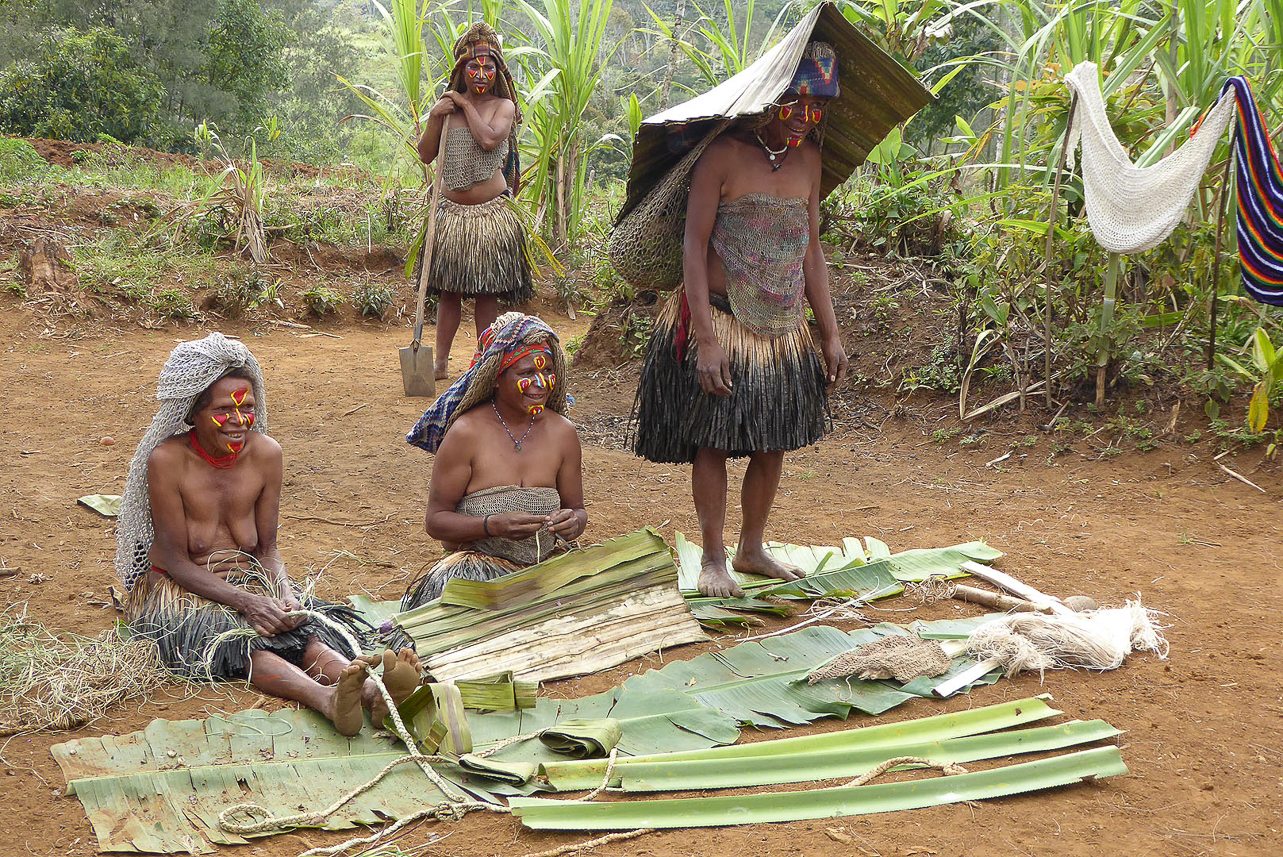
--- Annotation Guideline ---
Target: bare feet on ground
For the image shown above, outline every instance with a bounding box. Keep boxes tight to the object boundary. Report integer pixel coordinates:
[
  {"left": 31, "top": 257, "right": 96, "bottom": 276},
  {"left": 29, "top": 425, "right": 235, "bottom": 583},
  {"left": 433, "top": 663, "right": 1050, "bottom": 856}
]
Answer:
[
  {"left": 434, "top": 358, "right": 449, "bottom": 380},
  {"left": 364, "top": 648, "right": 422, "bottom": 725},
  {"left": 733, "top": 544, "right": 803, "bottom": 583},
  {"left": 328, "top": 659, "right": 370, "bottom": 737},
  {"left": 698, "top": 554, "right": 745, "bottom": 598}
]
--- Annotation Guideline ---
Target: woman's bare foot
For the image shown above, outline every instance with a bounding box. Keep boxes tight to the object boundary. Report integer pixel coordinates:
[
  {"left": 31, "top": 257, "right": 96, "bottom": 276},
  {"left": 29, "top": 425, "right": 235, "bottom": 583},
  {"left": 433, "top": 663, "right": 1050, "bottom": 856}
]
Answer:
[
  {"left": 434, "top": 358, "right": 449, "bottom": 381},
  {"left": 697, "top": 554, "right": 745, "bottom": 598},
  {"left": 327, "top": 658, "right": 371, "bottom": 737},
  {"left": 363, "top": 648, "right": 423, "bottom": 726},
  {"left": 732, "top": 544, "right": 803, "bottom": 583}
]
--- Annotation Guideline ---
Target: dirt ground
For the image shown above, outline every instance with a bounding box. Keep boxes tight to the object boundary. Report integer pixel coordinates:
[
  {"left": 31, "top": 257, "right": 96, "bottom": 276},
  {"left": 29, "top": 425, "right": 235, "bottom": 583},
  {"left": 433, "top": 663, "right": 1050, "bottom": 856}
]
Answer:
[{"left": 2, "top": 289, "right": 1282, "bottom": 857}]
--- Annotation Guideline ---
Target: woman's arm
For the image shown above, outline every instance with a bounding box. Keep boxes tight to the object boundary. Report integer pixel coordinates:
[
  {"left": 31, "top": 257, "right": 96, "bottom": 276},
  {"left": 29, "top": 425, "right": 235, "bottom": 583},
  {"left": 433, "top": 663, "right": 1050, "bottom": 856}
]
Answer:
[
  {"left": 446, "top": 93, "right": 515, "bottom": 151},
  {"left": 800, "top": 146, "right": 848, "bottom": 391},
  {"left": 683, "top": 144, "right": 733, "bottom": 396},
  {"left": 549, "top": 422, "right": 587, "bottom": 538}
]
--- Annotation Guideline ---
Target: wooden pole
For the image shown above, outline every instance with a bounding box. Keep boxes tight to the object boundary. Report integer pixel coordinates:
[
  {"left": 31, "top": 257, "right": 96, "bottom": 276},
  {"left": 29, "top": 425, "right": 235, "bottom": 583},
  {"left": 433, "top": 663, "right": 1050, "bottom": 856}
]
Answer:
[
  {"left": 1044, "top": 93, "right": 1078, "bottom": 407},
  {"left": 1206, "top": 127, "right": 1237, "bottom": 369},
  {"left": 1096, "top": 252, "right": 1122, "bottom": 407}
]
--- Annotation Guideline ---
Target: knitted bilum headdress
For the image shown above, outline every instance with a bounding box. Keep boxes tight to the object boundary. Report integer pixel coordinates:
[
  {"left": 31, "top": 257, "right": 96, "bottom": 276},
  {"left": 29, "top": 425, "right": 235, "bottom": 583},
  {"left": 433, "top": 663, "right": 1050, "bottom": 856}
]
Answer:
[
  {"left": 407, "top": 312, "right": 569, "bottom": 453},
  {"left": 115, "top": 332, "right": 268, "bottom": 591}
]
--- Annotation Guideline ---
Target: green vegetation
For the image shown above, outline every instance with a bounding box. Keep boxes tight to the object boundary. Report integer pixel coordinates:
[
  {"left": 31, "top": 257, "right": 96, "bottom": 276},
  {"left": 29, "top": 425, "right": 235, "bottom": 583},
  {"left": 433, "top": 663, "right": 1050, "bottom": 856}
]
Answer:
[{"left": 1, "top": 0, "right": 1281, "bottom": 441}]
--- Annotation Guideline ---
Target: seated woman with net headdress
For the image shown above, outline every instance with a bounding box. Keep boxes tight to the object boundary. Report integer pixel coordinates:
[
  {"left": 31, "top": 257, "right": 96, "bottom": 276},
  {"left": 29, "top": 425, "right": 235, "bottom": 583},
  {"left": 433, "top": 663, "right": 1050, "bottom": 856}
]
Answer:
[
  {"left": 116, "top": 333, "right": 422, "bottom": 736},
  {"left": 401, "top": 312, "right": 586, "bottom": 613}
]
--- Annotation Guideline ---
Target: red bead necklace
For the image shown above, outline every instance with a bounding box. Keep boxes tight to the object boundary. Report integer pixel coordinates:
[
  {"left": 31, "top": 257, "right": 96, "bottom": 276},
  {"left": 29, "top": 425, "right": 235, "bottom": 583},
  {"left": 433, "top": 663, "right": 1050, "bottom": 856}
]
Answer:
[{"left": 188, "top": 429, "right": 240, "bottom": 469}]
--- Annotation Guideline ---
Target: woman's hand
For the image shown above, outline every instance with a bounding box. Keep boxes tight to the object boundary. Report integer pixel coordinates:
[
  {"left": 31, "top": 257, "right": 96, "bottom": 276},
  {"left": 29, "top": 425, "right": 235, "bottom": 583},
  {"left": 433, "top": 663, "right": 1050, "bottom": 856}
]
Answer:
[
  {"left": 548, "top": 509, "right": 585, "bottom": 539},
  {"left": 428, "top": 95, "right": 457, "bottom": 118},
  {"left": 696, "top": 340, "right": 733, "bottom": 396},
  {"left": 239, "top": 594, "right": 302, "bottom": 637},
  {"left": 821, "top": 335, "right": 849, "bottom": 392},
  {"left": 486, "top": 512, "right": 547, "bottom": 540}
]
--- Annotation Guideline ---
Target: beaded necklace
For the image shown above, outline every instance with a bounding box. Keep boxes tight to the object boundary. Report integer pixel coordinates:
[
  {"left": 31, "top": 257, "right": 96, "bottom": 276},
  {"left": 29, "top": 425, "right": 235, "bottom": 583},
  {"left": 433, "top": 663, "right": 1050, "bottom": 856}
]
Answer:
[
  {"left": 492, "top": 402, "right": 535, "bottom": 451},
  {"left": 188, "top": 429, "right": 240, "bottom": 469}
]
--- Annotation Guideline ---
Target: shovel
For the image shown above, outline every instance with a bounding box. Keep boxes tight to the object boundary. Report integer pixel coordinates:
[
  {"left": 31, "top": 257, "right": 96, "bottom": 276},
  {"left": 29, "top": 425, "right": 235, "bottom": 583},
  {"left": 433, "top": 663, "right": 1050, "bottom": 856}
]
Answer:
[{"left": 400, "top": 121, "right": 449, "bottom": 397}]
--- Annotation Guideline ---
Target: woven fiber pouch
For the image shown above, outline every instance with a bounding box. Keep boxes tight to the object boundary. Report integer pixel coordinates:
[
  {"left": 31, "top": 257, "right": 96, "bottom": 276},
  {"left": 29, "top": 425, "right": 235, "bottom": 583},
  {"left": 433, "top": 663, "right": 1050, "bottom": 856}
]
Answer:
[{"left": 609, "top": 121, "right": 729, "bottom": 291}]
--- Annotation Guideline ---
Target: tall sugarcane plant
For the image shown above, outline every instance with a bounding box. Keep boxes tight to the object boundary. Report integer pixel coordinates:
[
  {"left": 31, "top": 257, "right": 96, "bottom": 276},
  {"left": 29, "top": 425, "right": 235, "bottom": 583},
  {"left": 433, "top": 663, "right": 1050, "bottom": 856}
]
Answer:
[{"left": 514, "top": 0, "right": 617, "bottom": 248}]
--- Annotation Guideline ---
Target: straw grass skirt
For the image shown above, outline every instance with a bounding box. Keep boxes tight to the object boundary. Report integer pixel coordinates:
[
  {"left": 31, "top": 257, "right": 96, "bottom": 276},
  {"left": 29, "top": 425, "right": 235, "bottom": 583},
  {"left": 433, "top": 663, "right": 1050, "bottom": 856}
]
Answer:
[
  {"left": 424, "top": 194, "right": 534, "bottom": 303},
  {"left": 632, "top": 288, "right": 829, "bottom": 464},
  {"left": 126, "top": 570, "right": 370, "bottom": 680}
]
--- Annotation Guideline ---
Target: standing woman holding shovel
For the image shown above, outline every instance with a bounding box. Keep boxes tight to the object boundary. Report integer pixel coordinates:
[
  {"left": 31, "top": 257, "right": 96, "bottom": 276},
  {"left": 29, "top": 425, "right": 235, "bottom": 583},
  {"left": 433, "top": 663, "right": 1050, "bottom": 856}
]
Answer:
[{"left": 416, "top": 23, "right": 532, "bottom": 381}]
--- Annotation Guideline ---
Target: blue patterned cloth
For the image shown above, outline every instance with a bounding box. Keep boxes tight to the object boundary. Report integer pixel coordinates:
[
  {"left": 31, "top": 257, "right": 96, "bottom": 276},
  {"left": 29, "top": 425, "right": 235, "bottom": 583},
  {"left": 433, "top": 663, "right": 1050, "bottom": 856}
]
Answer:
[{"left": 407, "top": 314, "right": 560, "bottom": 453}]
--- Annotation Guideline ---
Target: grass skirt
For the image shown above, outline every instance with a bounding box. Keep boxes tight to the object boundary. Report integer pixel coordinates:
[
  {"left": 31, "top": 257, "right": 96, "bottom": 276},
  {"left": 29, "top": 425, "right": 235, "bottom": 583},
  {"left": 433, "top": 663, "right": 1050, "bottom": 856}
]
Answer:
[
  {"left": 125, "top": 570, "right": 370, "bottom": 680},
  {"left": 631, "top": 288, "right": 829, "bottom": 464},
  {"left": 425, "top": 194, "right": 534, "bottom": 302}
]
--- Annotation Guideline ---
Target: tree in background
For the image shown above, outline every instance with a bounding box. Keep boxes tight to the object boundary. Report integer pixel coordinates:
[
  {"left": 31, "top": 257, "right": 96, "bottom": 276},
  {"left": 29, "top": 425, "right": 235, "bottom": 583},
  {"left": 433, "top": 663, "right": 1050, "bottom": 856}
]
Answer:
[
  {"left": 0, "top": 0, "right": 294, "bottom": 149},
  {"left": 203, "top": 0, "right": 292, "bottom": 132},
  {"left": 0, "top": 26, "right": 163, "bottom": 143}
]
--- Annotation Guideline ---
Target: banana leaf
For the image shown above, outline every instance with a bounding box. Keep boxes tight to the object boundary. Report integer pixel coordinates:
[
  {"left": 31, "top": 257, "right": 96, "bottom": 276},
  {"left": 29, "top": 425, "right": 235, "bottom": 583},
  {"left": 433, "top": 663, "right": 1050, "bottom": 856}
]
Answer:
[
  {"left": 623, "top": 622, "right": 1000, "bottom": 729},
  {"left": 888, "top": 541, "right": 1004, "bottom": 581},
  {"left": 454, "top": 672, "right": 539, "bottom": 711},
  {"left": 393, "top": 682, "right": 471, "bottom": 755},
  {"left": 509, "top": 747, "right": 1129, "bottom": 829},
  {"left": 52, "top": 708, "right": 493, "bottom": 854},
  {"left": 541, "top": 694, "right": 1064, "bottom": 790},
  {"left": 539, "top": 717, "right": 623, "bottom": 758},
  {"left": 677, "top": 528, "right": 1005, "bottom": 602},
  {"left": 608, "top": 720, "right": 1121, "bottom": 792},
  {"left": 390, "top": 530, "right": 708, "bottom": 683}
]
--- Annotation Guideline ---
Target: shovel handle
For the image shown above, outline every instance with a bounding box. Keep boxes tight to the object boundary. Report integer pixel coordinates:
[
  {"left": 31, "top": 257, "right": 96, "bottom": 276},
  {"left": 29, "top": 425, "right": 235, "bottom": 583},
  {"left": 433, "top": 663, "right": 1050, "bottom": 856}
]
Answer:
[{"left": 411, "top": 119, "right": 448, "bottom": 348}]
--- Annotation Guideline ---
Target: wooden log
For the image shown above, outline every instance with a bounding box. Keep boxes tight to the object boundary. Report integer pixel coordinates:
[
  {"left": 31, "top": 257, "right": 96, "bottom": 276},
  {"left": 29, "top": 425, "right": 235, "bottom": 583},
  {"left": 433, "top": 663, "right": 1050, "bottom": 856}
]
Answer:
[
  {"left": 959, "top": 561, "right": 1074, "bottom": 616},
  {"left": 951, "top": 583, "right": 1052, "bottom": 614}
]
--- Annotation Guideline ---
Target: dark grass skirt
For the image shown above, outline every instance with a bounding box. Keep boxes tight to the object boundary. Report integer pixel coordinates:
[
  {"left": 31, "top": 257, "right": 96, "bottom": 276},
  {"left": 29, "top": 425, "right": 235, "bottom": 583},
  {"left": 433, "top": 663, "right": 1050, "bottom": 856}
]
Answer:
[
  {"left": 126, "top": 570, "right": 371, "bottom": 680},
  {"left": 423, "top": 195, "right": 535, "bottom": 303},
  {"left": 631, "top": 289, "right": 829, "bottom": 464}
]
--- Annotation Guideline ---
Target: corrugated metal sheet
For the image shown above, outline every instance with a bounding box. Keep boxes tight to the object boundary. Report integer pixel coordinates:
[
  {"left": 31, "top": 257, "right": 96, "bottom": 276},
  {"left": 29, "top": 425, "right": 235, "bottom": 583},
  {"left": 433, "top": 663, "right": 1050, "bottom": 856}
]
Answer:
[{"left": 617, "top": 2, "right": 934, "bottom": 222}]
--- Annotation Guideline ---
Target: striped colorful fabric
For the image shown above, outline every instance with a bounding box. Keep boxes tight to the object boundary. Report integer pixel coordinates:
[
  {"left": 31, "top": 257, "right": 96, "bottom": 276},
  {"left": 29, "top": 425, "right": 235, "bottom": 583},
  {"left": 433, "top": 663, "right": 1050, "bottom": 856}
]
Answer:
[{"left": 1224, "top": 77, "right": 1283, "bottom": 305}]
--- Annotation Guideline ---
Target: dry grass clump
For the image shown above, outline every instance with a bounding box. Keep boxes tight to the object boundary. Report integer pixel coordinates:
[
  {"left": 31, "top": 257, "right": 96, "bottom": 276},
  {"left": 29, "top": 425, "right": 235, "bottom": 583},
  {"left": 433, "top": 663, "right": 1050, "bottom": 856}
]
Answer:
[{"left": 0, "top": 603, "right": 170, "bottom": 735}]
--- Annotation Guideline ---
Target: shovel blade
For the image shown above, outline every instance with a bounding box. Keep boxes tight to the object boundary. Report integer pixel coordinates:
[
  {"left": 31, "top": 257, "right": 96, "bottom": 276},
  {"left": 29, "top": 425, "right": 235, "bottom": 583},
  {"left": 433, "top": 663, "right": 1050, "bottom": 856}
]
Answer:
[{"left": 400, "top": 344, "right": 436, "bottom": 398}]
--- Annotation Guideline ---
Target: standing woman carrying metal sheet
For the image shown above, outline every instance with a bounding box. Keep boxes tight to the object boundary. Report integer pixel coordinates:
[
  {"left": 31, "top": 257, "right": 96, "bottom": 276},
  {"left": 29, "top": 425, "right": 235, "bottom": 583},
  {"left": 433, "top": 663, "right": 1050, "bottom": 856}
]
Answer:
[{"left": 622, "top": 3, "right": 934, "bottom": 598}]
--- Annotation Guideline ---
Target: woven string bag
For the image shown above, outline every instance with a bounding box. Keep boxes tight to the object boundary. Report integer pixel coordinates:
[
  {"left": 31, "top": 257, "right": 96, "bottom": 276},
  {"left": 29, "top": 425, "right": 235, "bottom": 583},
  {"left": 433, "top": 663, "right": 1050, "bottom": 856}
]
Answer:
[{"left": 608, "top": 121, "right": 730, "bottom": 291}]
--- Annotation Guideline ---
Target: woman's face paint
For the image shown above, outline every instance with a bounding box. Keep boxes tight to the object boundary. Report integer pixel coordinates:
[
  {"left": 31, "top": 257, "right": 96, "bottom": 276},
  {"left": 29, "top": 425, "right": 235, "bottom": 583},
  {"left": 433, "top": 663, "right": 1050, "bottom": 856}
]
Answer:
[
  {"left": 466, "top": 58, "right": 495, "bottom": 93},
  {"left": 532, "top": 352, "right": 548, "bottom": 371},
  {"left": 775, "top": 96, "right": 827, "bottom": 147},
  {"left": 525, "top": 404, "right": 545, "bottom": 416}
]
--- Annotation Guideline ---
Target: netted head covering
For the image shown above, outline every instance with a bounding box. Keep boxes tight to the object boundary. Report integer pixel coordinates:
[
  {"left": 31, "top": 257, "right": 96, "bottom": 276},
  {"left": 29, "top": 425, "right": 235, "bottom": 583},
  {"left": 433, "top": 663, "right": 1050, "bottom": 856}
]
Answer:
[
  {"left": 448, "top": 22, "right": 522, "bottom": 125},
  {"left": 407, "top": 312, "right": 568, "bottom": 453},
  {"left": 788, "top": 41, "right": 841, "bottom": 99},
  {"left": 115, "top": 333, "right": 268, "bottom": 591}
]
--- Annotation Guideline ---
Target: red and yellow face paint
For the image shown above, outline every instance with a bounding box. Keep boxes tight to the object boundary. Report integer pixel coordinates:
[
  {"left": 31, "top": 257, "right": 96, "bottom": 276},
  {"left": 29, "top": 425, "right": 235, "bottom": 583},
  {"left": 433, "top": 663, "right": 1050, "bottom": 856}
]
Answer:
[
  {"left": 209, "top": 386, "right": 253, "bottom": 451},
  {"left": 466, "top": 57, "right": 496, "bottom": 92}
]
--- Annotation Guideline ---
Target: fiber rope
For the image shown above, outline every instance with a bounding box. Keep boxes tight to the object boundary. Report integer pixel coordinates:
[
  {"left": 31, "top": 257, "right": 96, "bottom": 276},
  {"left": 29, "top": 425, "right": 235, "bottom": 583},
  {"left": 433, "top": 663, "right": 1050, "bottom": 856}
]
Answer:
[{"left": 842, "top": 756, "right": 967, "bottom": 787}]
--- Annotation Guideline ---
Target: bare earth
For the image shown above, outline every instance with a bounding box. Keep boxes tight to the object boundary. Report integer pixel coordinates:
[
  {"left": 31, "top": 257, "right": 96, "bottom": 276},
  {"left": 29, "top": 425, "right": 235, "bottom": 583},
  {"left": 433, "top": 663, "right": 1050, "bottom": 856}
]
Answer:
[{"left": 2, "top": 303, "right": 1281, "bottom": 857}]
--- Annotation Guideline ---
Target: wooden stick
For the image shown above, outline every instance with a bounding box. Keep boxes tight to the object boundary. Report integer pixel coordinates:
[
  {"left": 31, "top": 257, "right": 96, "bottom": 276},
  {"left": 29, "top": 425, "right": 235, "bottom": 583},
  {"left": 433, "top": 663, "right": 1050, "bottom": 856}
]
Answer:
[
  {"left": 411, "top": 121, "right": 448, "bottom": 352},
  {"left": 959, "top": 561, "right": 1073, "bottom": 615},
  {"left": 951, "top": 583, "right": 1052, "bottom": 614},
  {"left": 1217, "top": 462, "right": 1265, "bottom": 493},
  {"left": 1044, "top": 93, "right": 1077, "bottom": 407},
  {"left": 932, "top": 656, "right": 1003, "bottom": 698},
  {"left": 1207, "top": 126, "right": 1237, "bottom": 369}
]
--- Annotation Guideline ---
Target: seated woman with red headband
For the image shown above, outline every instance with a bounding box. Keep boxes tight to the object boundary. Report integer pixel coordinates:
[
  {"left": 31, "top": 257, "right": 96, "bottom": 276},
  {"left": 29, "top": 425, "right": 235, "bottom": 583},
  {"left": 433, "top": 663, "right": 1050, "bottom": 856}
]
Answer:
[{"left": 400, "top": 312, "right": 587, "bottom": 614}]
